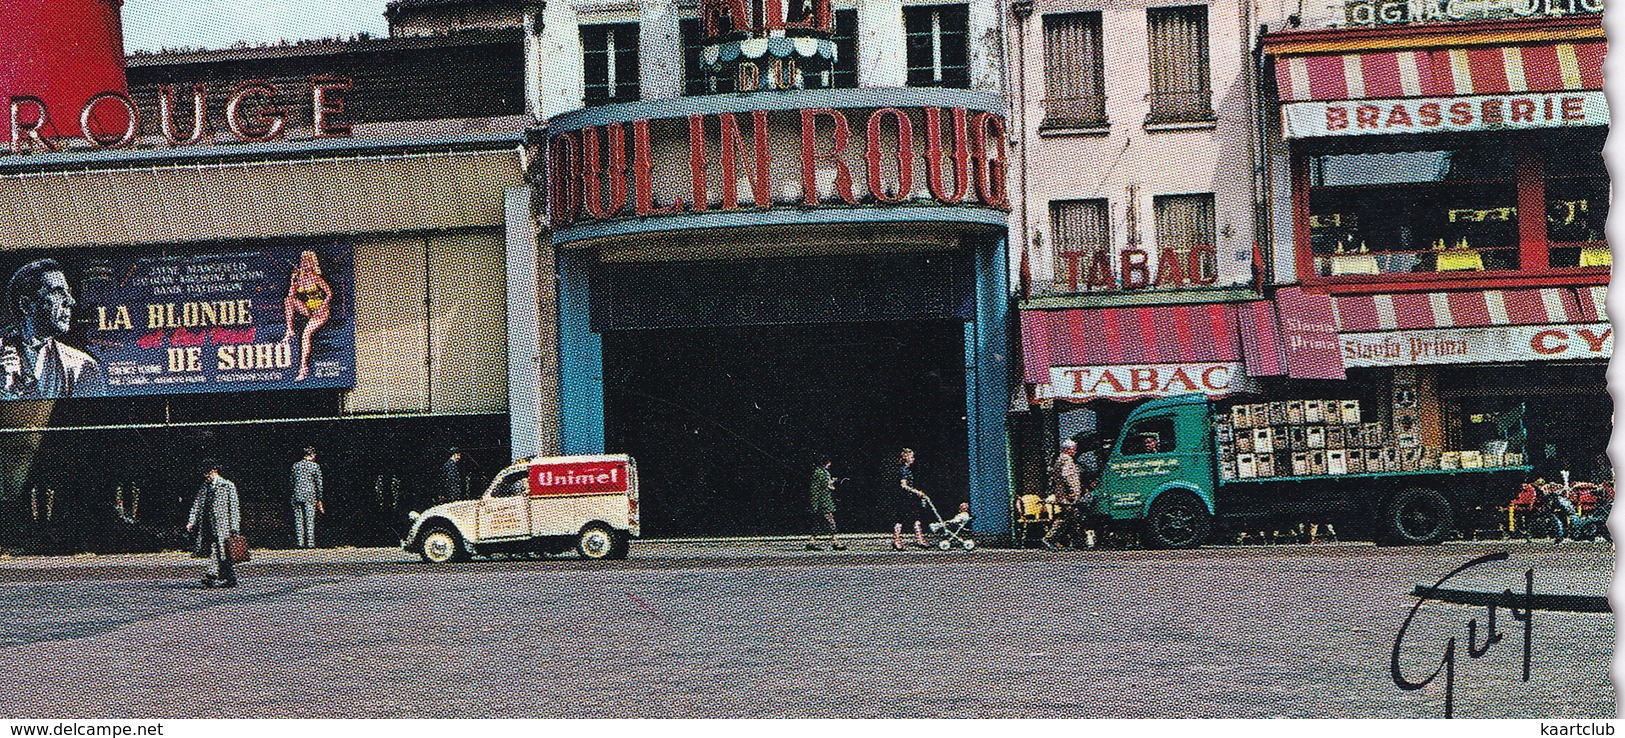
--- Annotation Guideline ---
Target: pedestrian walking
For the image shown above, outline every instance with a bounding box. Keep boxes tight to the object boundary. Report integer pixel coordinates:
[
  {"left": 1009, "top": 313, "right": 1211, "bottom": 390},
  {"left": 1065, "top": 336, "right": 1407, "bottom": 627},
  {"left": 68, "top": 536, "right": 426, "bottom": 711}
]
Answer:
[
  {"left": 806, "top": 455, "right": 846, "bottom": 551},
  {"left": 289, "top": 446, "right": 324, "bottom": 548},
  {"left": 1042, "top": 440, "right": 1083, "bottom": 550},
  {"left": 893, "top": 448, "right": 929, "bottom": 550},
  {"left": 186, "top": 460, "right": 241, "bottom": 589},
  {"left": 439, "top": 448, "right": 463, "bottom": 503}
]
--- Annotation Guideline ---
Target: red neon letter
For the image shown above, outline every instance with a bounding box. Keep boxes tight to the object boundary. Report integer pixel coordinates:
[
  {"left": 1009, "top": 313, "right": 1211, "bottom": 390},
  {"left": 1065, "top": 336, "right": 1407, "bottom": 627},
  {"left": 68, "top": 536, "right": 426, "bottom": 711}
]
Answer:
[
  {"left": 224, "top": 81, "right": 286, "bottom": 142},
  {"left": 865, "top": 107, "right": 914, "bottom": 204},
  {"left": 9, "top": 97, "right": 57, "bottom": 154},
  {"left": 800, "top": 108, "right": 855, "bottom": 205},
  {"left": 311, "top": 76, "right": 353, "bottom": 138}
]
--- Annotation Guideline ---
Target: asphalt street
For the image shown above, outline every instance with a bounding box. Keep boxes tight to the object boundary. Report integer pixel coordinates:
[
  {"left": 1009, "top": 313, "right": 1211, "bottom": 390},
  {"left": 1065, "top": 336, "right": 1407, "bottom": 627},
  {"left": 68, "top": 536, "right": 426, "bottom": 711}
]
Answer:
[{"left": 0, "top": 540, "right": 1613, "bottom": 718}]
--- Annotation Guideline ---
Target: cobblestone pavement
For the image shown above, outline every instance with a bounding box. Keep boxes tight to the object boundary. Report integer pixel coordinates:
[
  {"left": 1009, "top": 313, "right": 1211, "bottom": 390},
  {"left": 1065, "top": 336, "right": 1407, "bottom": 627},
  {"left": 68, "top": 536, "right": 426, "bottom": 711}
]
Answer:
[{"left": 0, "top": 541, "right": 1612, "bottom": 718}]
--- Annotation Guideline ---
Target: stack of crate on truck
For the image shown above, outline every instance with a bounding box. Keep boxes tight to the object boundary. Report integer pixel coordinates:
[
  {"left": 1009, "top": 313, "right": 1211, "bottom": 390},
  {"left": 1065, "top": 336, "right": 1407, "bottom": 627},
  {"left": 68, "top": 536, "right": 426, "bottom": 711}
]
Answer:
[{"left": 1089, "top": 394, "right": 1531, "bottom": 549}]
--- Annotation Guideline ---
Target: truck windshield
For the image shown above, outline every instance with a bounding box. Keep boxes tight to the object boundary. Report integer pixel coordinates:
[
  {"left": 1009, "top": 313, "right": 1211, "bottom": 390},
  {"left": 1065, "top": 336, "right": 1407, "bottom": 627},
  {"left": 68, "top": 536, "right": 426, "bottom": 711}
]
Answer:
[{"left": 1122, "top": 416, "right": 1176, "bottom": 455}]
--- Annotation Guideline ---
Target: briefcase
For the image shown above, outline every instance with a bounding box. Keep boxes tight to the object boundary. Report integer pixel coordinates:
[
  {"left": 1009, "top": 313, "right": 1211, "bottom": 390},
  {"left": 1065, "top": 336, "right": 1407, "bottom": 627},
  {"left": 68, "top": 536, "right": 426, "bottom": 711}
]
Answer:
[{"left": 226, "top": 533, "right": 251, "bottom": 563}]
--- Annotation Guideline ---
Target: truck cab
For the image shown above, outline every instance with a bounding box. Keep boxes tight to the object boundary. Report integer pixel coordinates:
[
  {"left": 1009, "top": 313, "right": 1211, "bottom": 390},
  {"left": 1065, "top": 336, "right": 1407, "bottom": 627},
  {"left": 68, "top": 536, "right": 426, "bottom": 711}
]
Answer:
[
  {"left": 1088, "top": 394, "right": 1217, "bottom": 548},
  {"left": 404, "top": 454, "right": 640, "bottom": 562}
]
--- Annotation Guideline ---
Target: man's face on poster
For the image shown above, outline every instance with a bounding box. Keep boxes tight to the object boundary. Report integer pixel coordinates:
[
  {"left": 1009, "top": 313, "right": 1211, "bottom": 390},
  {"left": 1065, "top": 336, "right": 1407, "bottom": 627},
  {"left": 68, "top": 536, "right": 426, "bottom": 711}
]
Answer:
[{"left": 24, "top": 270, "right": 75, "bottom": 338}]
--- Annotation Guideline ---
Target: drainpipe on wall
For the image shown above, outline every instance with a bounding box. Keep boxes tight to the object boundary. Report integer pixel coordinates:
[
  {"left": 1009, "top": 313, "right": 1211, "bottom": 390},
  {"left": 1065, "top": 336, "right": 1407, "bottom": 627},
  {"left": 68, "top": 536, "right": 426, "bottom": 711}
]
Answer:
[{"left": 1010, "top": 0, "right": 1033, "bottom": 297}]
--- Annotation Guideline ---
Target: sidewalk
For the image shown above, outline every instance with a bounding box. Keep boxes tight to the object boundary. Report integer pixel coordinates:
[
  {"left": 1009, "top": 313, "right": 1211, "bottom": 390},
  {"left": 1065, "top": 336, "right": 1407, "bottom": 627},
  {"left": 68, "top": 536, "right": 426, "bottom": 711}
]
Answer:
[{"left": 0, "top": 533, "right": 930, "bottom": 570}]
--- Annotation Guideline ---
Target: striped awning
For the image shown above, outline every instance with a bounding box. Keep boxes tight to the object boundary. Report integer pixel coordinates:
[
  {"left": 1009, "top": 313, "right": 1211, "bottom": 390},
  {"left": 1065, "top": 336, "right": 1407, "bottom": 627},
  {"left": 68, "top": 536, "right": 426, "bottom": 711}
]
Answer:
[
  {"left": 1331, "top": 286, "right": 1607, "bottom": 332},
  {"left": 1020, "top": 303, "right": 1250, "bottom": 384},
  {"left": 1274, "top": 40, "right": 1605, "bottom": 103}
]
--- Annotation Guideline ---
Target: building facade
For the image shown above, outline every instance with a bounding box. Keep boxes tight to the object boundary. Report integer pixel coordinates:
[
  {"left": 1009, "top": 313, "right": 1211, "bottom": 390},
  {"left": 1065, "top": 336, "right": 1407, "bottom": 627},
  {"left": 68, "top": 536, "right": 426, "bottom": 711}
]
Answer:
[
  {"left": 525, "top": 0, "right": 1015, "bottom": 537},
  {"left": 1005, "top": 0, "right": 1281, "bottom": 503},
  {"left": 0, "top": 17, "right": 534, "bottom": 553},
  {"left": 1254, "top": 1, "right": 1610, "bottom": 488}
]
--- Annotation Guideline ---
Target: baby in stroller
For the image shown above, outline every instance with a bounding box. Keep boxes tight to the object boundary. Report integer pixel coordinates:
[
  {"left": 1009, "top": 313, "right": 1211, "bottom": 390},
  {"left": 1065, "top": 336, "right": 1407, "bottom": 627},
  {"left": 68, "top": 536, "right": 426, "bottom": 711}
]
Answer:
[{"left": 926, "top": 500, "right": 976, "bottom": 550}]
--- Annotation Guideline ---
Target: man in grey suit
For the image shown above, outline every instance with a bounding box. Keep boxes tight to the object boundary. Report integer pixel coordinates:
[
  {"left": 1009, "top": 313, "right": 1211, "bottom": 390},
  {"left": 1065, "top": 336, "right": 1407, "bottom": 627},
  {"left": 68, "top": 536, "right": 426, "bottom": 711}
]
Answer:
[
  {"left": 290, "top": 446, "right": 324, "bottom": 548},
  {"left": 187, "top": 460, "right": 241, "bottom": 588}
]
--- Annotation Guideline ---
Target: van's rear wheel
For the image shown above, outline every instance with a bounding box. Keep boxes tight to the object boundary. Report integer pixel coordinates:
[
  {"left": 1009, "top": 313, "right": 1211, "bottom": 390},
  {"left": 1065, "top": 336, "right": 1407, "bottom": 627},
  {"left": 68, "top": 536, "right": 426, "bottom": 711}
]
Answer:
[
  {"left": 1381, "top": 488, "right": 1454, "bottom": 545},
  {"left": 419, "top": 527, "right": 466, "bottom": 563},
  {"left": 577, "top": 524, "right": 617, "bottom": 560},
  {"left": 1143, "top": 492, "right": 1211, "bottom": 550}
]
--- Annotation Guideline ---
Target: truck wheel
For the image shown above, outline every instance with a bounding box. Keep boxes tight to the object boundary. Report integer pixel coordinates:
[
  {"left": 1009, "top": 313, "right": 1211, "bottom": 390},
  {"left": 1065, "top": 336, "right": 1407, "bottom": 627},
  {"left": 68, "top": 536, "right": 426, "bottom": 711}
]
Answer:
[
  {"left": 1382, "top": 488, "right": 1454, "bottom": 545},
  {"left": 1144, "top": 492, "right": 1211, "bottom": 550},
  {"left": 420, "top": 527, "right": 467, "bottom": 563},
  {"left": 577, "top": 524, "right": 617, "bottom": 560}
]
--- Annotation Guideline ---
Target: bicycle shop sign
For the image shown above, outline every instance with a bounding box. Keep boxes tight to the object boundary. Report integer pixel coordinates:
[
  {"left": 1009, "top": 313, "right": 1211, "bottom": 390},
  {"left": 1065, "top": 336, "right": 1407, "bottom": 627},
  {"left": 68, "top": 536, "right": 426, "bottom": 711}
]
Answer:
[
  {"left": 545, "top": 105, "right": 1010, "bottom": 228},
  {"left": 5, "top": 77, "right": 355, "bottom": 154}
]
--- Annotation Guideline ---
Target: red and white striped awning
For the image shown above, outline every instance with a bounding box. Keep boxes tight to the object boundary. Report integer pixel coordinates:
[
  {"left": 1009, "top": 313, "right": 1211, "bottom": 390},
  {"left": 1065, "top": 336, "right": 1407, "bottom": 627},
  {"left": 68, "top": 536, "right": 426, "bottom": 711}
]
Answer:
[
  {"left": 1275, "top": 41, "right": 1605, "bottom": 103},
  {"left": 1021, "top": 304, "right": 1247, "bottom": 384},
  {"left": 1331, "top": 286, "right": 1607, "bottom": 332}
]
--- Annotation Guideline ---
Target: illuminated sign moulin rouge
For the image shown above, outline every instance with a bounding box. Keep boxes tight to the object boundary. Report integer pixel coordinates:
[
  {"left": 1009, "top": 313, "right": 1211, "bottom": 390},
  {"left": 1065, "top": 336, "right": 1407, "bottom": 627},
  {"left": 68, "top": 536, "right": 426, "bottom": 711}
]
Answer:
[
  {"left": 547, "top": 106, "right": 1009, "bottom": 226},
  {"left": 6, "top": 76, "right": 354, "bottom": 154}
]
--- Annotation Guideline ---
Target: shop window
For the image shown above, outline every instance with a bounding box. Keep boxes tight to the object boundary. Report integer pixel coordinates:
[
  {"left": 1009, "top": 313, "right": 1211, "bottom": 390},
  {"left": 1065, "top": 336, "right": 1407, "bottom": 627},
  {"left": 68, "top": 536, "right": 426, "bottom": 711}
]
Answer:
[
  {"left": 1050, "top": 199, "right": 1110, "bottom": 291},
  {"left": 1146, "top": 6, "right": 1212, "bottom": 124},
  {"left": 1042, "top": 12, "right": 1106, "bottom": 129},
  {"left": 1307, "top": 146, "right": 1518, "bottom": 277},
  {"left": 904, "top": 4, "right": 970, "bottom": 88},
  {"left": 1153, "top": 193, "right": 1218, "bottom": 281},
  {"left": 1545, "top": 131, "right": 1610, "bottom": 268},
  {"left": 1122, "top": 416, "right": 1177, "bottom": 455},
  {"left": 583, "top": 23, "right": 641, "bottom": 105}
]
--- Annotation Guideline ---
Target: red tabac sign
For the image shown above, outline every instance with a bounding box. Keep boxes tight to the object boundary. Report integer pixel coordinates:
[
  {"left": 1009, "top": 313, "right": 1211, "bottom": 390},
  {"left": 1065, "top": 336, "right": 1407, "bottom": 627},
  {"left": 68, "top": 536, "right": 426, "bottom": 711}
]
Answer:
[
  {"left": 547, "top": 106, "right": 1009, "bottom": 227},
  {"left": 528, "top": 459, "right": 632, "bottom": 496}
]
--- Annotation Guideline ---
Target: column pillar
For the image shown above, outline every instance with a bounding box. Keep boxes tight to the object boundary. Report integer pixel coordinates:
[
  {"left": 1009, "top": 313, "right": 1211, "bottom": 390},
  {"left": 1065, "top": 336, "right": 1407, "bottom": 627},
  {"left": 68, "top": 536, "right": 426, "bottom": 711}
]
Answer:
[
  {"left": 558, "top": 248, "right": 605, "bottom": 456},
  {"left": 967, "top": 0, "right": 1003, "bottom": 92},
  {"left": 640, "top": 0, "right": 685, "bottom": 100},
  {"left": 531, "top": 0, "right": 585, "bottom": 120},
  {"left": 857, "top": 0, "right": 907, "bottom": 87}
]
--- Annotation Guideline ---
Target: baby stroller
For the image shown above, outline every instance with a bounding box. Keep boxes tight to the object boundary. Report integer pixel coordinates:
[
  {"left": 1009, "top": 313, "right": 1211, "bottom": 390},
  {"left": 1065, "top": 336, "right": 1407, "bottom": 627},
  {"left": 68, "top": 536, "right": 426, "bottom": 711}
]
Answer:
[{"left": 923, "top": 496, "right": 976, "bottom": 551}]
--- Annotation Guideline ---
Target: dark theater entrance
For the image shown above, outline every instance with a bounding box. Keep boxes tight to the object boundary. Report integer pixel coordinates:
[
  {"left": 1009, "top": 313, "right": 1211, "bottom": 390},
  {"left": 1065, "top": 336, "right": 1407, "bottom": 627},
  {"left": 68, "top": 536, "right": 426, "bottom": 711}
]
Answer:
[{"left": 603, "top": 320, "right": 968, "bottom": 537}]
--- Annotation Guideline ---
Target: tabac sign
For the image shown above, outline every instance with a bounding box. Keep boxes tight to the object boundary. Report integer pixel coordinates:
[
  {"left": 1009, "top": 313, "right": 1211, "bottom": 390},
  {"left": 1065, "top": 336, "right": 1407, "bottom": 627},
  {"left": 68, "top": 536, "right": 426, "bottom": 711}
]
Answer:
[{"left": 546, "top": 104, "right": 1009, "bottom": 230}]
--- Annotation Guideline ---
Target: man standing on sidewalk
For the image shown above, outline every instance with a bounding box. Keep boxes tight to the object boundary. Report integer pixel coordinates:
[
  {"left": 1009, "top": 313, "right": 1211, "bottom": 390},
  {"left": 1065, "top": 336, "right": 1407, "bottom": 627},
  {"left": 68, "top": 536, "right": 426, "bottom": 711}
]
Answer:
[
  {"left": 290, "top": 446, "right": 324, "bottom": 548},
  {"left": 439, "top": 448, "right": 464, "bottom": 504}
]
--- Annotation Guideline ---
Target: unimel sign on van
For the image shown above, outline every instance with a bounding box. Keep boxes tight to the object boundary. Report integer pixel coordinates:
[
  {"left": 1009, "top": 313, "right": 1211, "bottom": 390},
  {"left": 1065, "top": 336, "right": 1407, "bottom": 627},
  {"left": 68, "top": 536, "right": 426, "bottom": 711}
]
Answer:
[{"left": 529, "top": 459, "right": 632, "bottom": 496}]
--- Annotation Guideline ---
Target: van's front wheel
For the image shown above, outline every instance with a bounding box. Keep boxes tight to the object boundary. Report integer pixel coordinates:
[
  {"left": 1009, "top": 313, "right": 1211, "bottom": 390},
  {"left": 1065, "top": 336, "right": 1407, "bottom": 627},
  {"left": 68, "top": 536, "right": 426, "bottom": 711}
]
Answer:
[
  {"left": 1143, "top": 492, "right": 1211, "bottom": 550},
  {"left": 577, "top": 524, "right": 617, "bottom": 560},
  {"left": 419, "top": 527, "right": 466, "bottom": 563}
]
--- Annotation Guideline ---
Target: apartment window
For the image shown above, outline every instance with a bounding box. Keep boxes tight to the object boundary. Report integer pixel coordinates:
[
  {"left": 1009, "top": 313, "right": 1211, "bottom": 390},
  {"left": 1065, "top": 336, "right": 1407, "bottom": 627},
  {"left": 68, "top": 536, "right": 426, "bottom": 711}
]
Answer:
[
  {"left": 904, "top": 4, "right": 970, "bottom": 88},
  {"left": 1050, "top": 199, "right": 1110, "bottom": 291},
  {"left": 1041, "top": 12, "right": 1105, "bottom": 129},
  {"left": 1146, "top": 6, "right": 1212, "bottom": 124},
  {"left": 583, "top": 23, "right": 641, "bottom": 105},
  {"left": 806, "top": 9, "right": 859, "bottom": 89},
  {"left": 681, "top": 19, "right": 731, "bottom": 94},
  {"left": 1153, "top": 193, "right": 1218, "bottom": 281}
]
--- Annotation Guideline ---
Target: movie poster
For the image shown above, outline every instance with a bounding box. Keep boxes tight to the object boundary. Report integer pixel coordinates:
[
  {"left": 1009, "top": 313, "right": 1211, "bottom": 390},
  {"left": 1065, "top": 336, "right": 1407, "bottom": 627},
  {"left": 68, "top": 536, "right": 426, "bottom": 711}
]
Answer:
[{"left": 0, "top": 244, "right": 354, "bottom": 400}]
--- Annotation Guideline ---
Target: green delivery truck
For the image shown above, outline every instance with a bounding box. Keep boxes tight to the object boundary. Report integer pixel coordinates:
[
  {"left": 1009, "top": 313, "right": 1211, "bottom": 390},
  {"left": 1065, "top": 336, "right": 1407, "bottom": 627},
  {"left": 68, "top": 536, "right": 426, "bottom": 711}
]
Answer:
[{"left": 1086, "top": 394, "right": 1532, "bottom": 549}]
